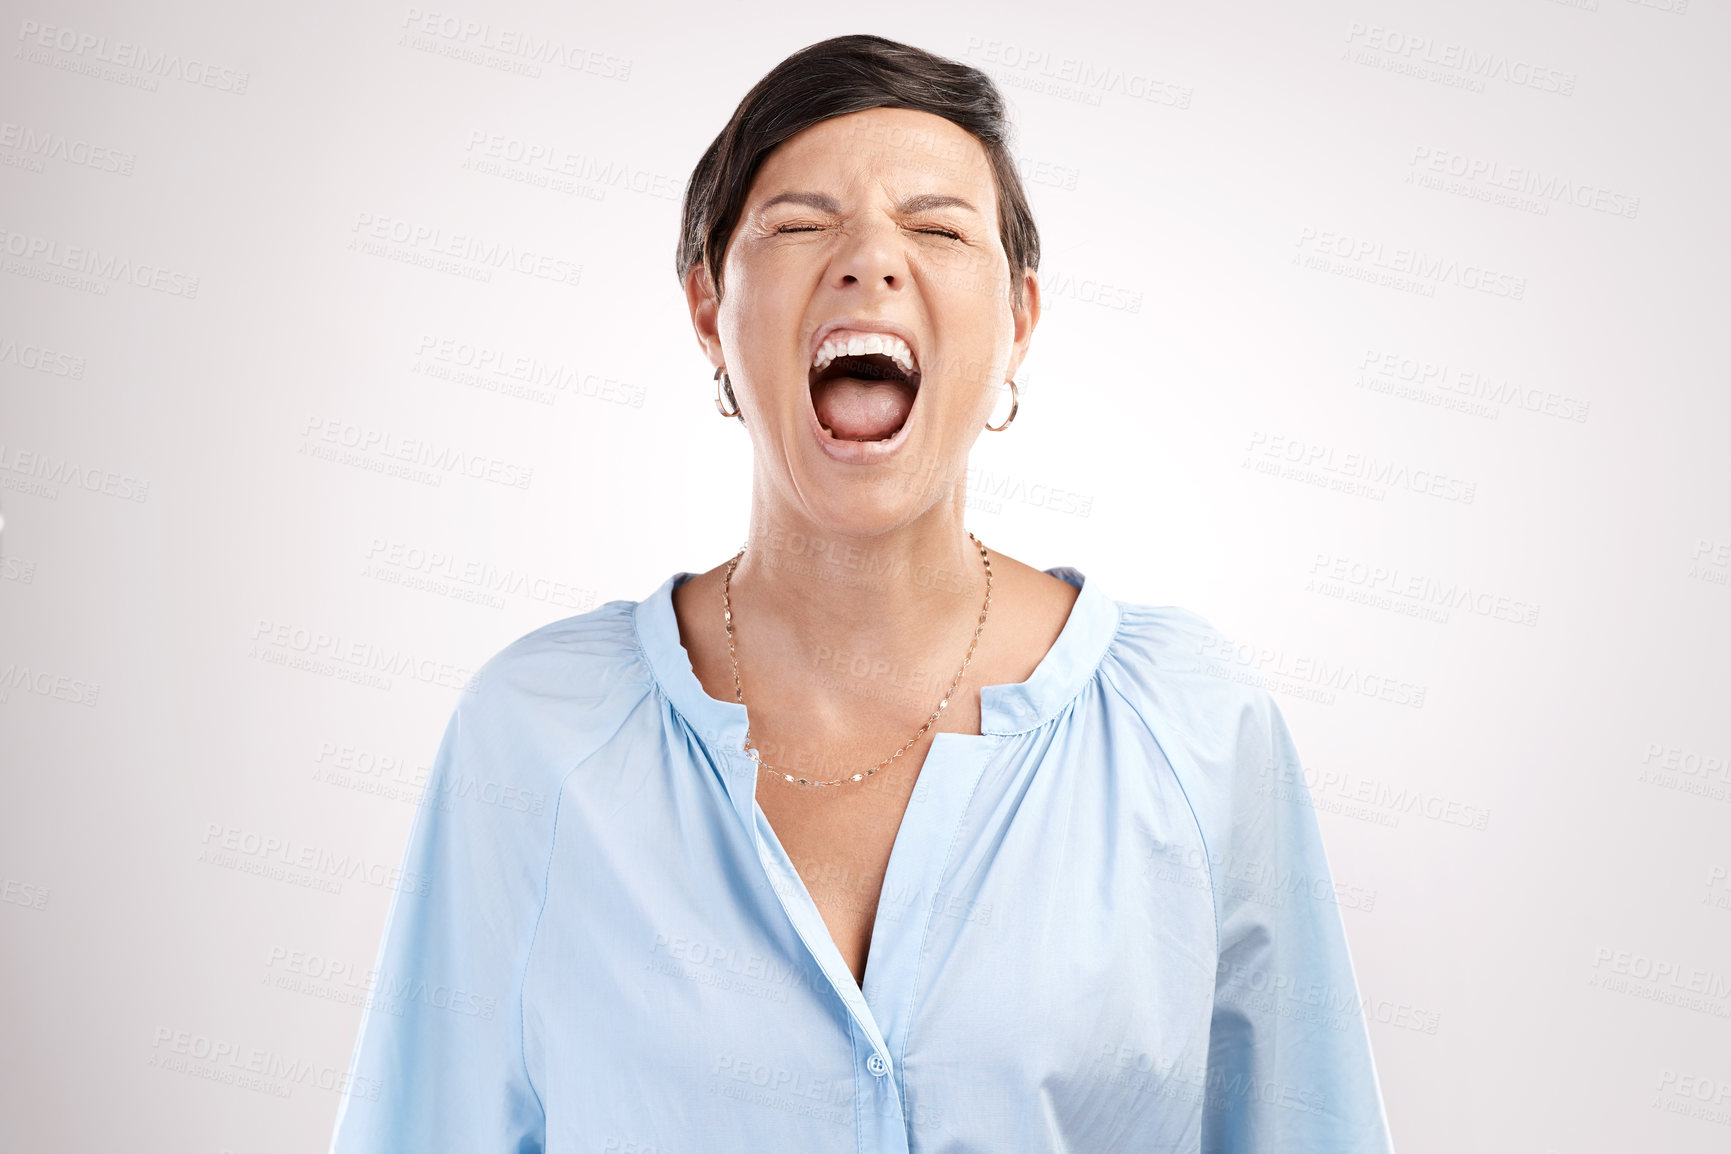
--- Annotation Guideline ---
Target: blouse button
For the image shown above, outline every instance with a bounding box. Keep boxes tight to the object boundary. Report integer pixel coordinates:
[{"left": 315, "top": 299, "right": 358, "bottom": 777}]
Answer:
[{"left": 866, "top": 1052, "right": 890, "bottom": 1077}]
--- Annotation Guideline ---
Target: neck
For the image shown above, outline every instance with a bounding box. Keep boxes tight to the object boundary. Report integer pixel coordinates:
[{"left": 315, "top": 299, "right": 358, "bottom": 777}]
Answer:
[{"left": 727, "top": 496, "right": 988, "bottom": 668}]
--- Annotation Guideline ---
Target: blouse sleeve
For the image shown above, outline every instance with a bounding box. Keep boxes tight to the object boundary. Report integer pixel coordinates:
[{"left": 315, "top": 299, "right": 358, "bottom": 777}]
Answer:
[
  {"left": 1102, "top": 603, "right": 1394, "bottom": 1153},
  {"left": 328, "top": 605, "right": 648, "bottom": 1153},
  {"left": 1200, "top": 688, "right": 1394, "bottom": 1153},
  {"left": 328, "top": 701, "right": 549, "bottom": 1153}
]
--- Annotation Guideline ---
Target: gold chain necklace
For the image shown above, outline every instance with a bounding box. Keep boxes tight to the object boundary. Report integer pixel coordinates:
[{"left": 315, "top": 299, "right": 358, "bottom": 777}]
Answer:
[{"left": 722, "top": 532, "right": 992, "bottom": 787}]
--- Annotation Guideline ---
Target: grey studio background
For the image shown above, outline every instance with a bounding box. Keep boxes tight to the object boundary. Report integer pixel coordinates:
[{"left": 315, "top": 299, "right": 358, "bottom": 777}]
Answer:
[{"left": 2, "top": 0, "right": 1728, "bottom": 1150}]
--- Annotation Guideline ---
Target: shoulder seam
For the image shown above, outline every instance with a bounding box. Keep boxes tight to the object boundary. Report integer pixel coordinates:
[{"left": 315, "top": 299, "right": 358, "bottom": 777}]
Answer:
[
  {"left": 1098, "top": 663, "right": 1222, "bottom": 959},
  {"left": 505, "top": 599, "right": 638, "bottom": 647},
  {"left": 514, "top": 686, "right": 649, "bottom": 1125}
]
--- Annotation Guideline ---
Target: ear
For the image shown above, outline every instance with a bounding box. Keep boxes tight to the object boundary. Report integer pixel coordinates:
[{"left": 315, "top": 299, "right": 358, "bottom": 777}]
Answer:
[
  {"left": 1005, "top": 268, "right": 1042, "bottom": 380},
  {"left": 683, "top": 263, "right": 725, "bottom": 369}
]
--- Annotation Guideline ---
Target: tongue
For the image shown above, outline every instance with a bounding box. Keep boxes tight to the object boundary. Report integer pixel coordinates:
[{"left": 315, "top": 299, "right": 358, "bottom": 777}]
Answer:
[{"left": 811, "top": 378, "right": 916, "bottom": 441}]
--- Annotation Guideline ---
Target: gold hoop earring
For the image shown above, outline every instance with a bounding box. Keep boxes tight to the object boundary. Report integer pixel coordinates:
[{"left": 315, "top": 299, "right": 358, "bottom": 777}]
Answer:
[
  {"left": 714, "top": 367, "right": 743, "bottom": 423},
  {"left": 985, "top": 379, "right": 1019, "bottom": 432}
]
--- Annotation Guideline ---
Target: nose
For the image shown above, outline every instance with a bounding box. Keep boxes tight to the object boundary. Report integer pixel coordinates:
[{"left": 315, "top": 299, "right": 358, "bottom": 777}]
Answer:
[{"left": 830, "top": 219, "right": 906, "bottom": 292}]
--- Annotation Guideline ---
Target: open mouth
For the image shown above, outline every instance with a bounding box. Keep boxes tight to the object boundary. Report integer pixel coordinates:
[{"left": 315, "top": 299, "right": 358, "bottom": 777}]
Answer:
[{"left": 809, "top": 332, "right": 921, "bottom": 442}]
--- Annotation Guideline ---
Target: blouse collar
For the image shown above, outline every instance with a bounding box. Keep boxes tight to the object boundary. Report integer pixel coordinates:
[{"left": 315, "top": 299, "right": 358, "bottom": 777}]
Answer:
[{"left": 633, "top": 565, "right": 1122, "bottom": 752}]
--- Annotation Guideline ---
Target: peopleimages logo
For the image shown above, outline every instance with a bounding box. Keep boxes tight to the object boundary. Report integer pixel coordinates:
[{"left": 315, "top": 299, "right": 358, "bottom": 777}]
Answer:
[
  {"left": 264, "top": 946, "right": 499, "bottom": 1019},
  {"left": 398, "top": 8, "right": 631, "bottom": 80},
  {"left": 1407, "top": 146, "right": 1640, "bottom": 219},
  {"left": 199, "top": 823, "right": 433, "bottom": 896},
  {"left": 413, "top": 335, "right": 646, "bottom": 408},
  {"left": 463, "top": 132, "right": 679, "bottom": 200},
  {"left": 1356, "top": 348, "right": 1590, "bottom": 424},
  {"left": 1343, "top": 22, "right": 1576, "bottom": 95},
  {"left": 15, "top": 19, "right": 251, "bottom": 93},
  {"left": 1308, "top": 553, "right": 1541, "bottom": 627},
  {"left": 961, "top": 37, "right": 1193, "bottom": 109},
  {"left": 1195, "top": 629, "right": 1429, "bottom": 710},
  {"left": 148, "top": 1027, "right": 379, "bottom": 1099},
  {"left": 248, "top": 617, "right": 483, "bottom": 693},
  {"left": 1295, "top": 228, "right": 1526, "bottom": 301},
  {"left": 300, "top": 417, "right": 534, "bottom": 490},
  {"left": 348, "top": 212, "right": 582, "bottom": 288},
  {"left": 1589, "top": 946, "right": 1731, "bottom": 1014},
  {"left": 0, "top": 334, "right": 86, "bottom": 378},
  {"left": 0, "top": 443, "right": 150, "bottom": 502},
  {"left": 0, "top": 121, "right": 135, "bottom": 175},
  {"left": 1244, "top": 431, "right": 1477, "bottom": 505},
  {"left": 363, "top": 537, "right": 596, "bottom": 612},
  {"left": 0, "top": 226, "right": 200, "bottom": 297},
  {"left": 1261, "top": 758, "right": 1492, "bottom": 832},
  {"left": 0, "top": 662, "right": 101, "bottom": 706}
]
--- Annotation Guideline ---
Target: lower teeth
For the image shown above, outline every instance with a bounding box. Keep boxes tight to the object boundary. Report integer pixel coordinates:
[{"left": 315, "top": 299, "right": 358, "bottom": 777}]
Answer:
[{"left": 819, "top": 424, "right": 901, "bottom": 442}]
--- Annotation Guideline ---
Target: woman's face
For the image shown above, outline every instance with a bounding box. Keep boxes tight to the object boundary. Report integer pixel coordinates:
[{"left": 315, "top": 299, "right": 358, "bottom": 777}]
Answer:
[{"left": 687, "top": 107, "right": 1039, "bottom": 538}]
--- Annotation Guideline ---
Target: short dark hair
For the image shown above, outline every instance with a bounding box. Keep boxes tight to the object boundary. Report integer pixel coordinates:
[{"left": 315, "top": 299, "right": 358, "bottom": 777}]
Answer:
[{"left": 676, "top": 34, "right": 1040, "bottom": 306}]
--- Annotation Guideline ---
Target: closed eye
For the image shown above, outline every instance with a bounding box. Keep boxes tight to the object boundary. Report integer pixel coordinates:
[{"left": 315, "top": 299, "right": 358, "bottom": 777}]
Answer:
[
  {"left": 775, "top": 225, "right": 825, "bottom": 234},
  {"left": 915, "top": 227, "right": 962, "bottom": 240}
]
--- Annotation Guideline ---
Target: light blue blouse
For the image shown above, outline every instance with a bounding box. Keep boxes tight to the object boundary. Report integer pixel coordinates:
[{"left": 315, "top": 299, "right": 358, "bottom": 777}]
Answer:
[{"left": 330, "top": 567, "right": 1393, "bottom": 1153}]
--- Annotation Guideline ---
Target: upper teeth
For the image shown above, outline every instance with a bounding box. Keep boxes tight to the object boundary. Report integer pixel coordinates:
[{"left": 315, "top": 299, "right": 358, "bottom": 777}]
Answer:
[{"left": 811, "top": 332, "right": 917, "bottom": 377}]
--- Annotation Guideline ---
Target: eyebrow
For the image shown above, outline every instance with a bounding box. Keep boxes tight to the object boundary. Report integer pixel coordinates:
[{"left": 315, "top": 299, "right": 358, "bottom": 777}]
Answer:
[
  {"left": 896, "top": 193, "right": 979, "bottom": 216},
  {"left": 754, "top": 191, "right": 981, "bottom": 216},
  {"left": 757, "top": 191, "right": 842, "bottom": 213}
]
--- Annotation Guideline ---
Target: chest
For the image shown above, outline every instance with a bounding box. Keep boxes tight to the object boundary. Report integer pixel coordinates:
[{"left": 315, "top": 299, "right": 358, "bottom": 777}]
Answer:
[
  {"left": 523, "top": 720, "right": 1222, "bottom": 1152},
  {"left": 753, "top": 737, "right": 935, "bottom": 987},
  {"left": 740, "top": 664, "right": 993, "bottom": 988}
]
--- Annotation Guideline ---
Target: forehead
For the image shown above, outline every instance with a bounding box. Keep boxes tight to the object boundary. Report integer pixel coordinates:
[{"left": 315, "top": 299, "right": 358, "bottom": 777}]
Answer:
[{"left": 750, "top": 107, "right": 996, "bottom": 205}]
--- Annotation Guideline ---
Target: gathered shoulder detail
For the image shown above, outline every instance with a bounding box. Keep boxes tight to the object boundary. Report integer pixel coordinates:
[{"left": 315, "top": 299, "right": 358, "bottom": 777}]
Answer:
[
  {"left": 1099, "top": 602, "right": 1275, "bottom": 741},
  {"left": 452, "top": 598, "right": 656, "bottom": 794},
  {"left": 480, "top": 597, "right": 649, "bottom": 693},
  {"left": 1098, "top": 601, "right": 1290, "bottom": 930}
]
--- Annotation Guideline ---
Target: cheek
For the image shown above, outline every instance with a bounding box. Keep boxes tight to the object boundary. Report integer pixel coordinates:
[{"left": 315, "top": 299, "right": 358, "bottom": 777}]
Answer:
[
  {"left": 717, "top": 279, "right": 793, "bottom": 365},
  {"left": 922, "top": 240, "right": 1013, "bottom": 304},
  {"left": 931, "top": 314, "right": 1013, "bottom": 396},
  {"left": 927, "top": 365, "right": 999, "bottom": 439},
  {"left": 728, "top": 237, "right": 823, "bottom": 298},
  {"left": 926, "top": 256, "right": 1013, "bottom": 330}
]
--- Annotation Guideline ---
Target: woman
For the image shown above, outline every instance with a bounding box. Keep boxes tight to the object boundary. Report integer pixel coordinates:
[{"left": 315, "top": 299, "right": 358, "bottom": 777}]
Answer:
[{"left": 331, "top": 35, "right": 1393, "bottom": 1154}]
